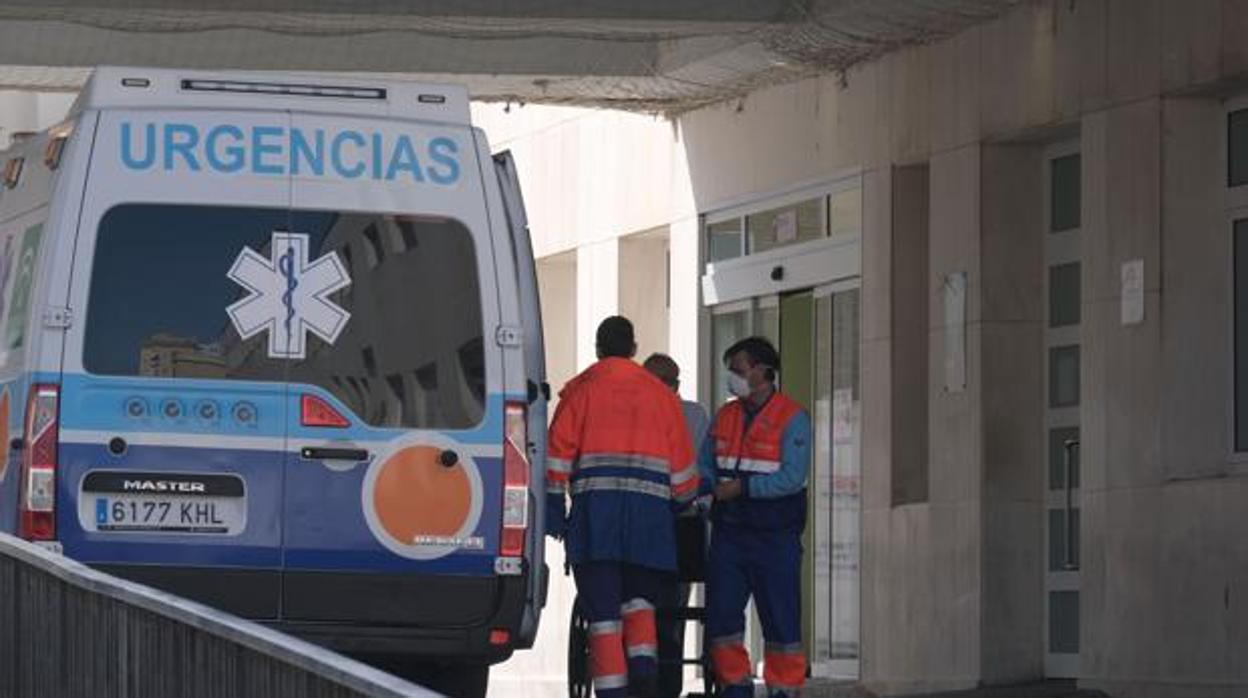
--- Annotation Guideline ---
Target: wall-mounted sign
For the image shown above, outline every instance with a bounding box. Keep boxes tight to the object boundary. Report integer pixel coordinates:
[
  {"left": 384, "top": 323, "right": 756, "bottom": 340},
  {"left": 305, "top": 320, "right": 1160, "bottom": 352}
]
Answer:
[
  {"left": 943, "top": 271, "right": 967, "bottom": 393},
  {"left": 1121, "top": 259, "right": 1144, "bottom": 326}
]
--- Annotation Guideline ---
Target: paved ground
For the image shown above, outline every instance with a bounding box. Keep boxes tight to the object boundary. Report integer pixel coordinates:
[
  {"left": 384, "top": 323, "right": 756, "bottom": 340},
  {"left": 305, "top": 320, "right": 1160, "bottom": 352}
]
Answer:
[{"left": 803, "top": 679, "right": 1108, "bottom": 698}]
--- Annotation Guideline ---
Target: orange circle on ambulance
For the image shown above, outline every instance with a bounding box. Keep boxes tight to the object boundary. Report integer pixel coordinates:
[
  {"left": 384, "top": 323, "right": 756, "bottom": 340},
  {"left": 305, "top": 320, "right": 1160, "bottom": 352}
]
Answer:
[{"left": 362, "top": 437, "right": 483, "bottom": 560}]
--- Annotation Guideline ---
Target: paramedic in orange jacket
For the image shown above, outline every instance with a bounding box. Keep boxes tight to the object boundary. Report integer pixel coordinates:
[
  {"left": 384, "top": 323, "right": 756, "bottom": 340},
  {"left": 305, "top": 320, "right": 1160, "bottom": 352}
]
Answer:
[
  {"left": 702, "top": 336, "right": 811, "bottom": 698},
  {"left": 546, "top": 316, "right": 698, "bottom": 697}
]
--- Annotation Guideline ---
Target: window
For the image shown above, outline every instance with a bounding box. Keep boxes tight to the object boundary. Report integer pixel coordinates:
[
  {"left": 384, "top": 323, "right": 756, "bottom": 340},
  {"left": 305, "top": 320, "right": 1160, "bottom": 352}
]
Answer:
[
  {"left": 1048, "top": 263, "right": 1081, "bottom": 327},
  {"left": 711, "top": 309, "right": 748, "bottom": 406},
  {"left": 1049, "top": 345, "right": 1081, "bottom": 408},
  {"left": 1235, "top": 219, "right": 1248, "bottom": 450},
  {"left": 1049, "top": 591, "right": 1080, "bottom": 653},
  {"left": 705, "top": 186, "right": 862, "bottom": 267},
  {"left": 747, "top": 197, "right": 825, "bottom": 255},
  {"left": 0, "top": 222, "right": 44, "bottom": 372},
  {"left": 1048, "top": 508, "right": 1081, "bottom": 572},
  {"left": 890, "top": 164, "right": 929, "bottom": 505},
  {"left": 1048, "top": 426, "right": 1081, "bottom": 490},
  {"left": 707, "top": 219, "right": 744, "bottom": 262},
  {"left": 1230, "top": 109, "right": 1248, "bottom": 187},
  {"left": 830, "top": 188, "right": 862, "bottom": 239},
  {"left": 85, "top": 204, "right": 485, "bottom": 429},
  {"left": 1050, "top": 154, "right": 1081, "bottom": 233}
]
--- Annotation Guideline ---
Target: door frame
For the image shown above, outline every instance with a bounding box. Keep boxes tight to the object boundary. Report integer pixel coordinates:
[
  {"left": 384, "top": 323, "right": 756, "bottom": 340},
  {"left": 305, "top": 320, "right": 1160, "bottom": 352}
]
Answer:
[
  {"left": 1043, "top": 139, "right": 1082, "bottom": 678},
  {"left": 698, "top": 262, "right": 863, "bottom": 679}
]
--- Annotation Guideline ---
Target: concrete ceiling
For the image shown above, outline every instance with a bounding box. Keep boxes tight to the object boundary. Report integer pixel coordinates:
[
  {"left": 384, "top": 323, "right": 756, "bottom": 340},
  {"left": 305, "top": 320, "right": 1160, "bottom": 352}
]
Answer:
[{"left": 0, "top": 0, "right": 1022, "bottom": 112}]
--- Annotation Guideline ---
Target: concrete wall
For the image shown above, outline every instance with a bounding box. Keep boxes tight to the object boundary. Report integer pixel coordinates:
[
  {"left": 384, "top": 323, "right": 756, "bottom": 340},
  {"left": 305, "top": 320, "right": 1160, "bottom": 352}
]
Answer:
[
  {"left": 618, "top": 228, "right": 670, "bottom": 362},
  {"left": 475, "top": 104, "right": 700, "bottom": 395},
  {"left": 476, "top": 1, "right": 1248, "bottom": 694}
]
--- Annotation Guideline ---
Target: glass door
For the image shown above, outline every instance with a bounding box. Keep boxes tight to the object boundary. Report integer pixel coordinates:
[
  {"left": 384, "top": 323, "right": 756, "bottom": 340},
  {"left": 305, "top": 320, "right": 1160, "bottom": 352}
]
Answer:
[
  {"left": 700, "top": 178, "right": 864, "bottom": 681},
  {"left": 780, "top": 292, "right": 815, "bottom": 659},
  {"left": 812, "top": 282, "right": 861, "bottom": 679},
  {"left": 708, "top": 296, "right": 777, "bottom": 671},
  {"left": 710, "top": 300, "right": 752, "bottom": 408},
  {"left": 1044, "top": 144, "right": 1082, "bottom": 677}
]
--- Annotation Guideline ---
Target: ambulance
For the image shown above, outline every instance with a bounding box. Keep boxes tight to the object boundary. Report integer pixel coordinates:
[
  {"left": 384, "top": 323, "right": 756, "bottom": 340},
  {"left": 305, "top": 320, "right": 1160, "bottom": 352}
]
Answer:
[{"left": 0, "top": 67, "right": 549, "bottom": 694}]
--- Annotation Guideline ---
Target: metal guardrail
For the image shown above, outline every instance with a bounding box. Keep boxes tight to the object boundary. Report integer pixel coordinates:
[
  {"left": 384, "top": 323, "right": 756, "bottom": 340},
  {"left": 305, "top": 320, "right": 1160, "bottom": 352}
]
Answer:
[{"left": 0, "top": 533, "right": 439, "bottom": 698}]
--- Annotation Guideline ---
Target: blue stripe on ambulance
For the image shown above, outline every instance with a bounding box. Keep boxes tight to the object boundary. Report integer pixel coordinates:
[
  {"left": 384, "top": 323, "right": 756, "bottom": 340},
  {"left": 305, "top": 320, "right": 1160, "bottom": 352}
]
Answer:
[
  {"left": 51, "top": 371, "right": 517, "bottom": 575},
  {"left": 58, "top": 372, "right": 511, "bottom": 446}
]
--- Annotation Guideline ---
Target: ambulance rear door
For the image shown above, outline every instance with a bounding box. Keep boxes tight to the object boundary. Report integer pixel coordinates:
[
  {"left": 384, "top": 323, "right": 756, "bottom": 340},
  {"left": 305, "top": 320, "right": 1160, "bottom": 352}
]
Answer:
[
  {"left": 58, "top": 109, "right": 294, "bottom": 620},
  {"left": 492, "top": 149, "right": 548, "bottom": 645},
  {"left": 280, "top": 111, "right": 507, "bottom": 627}
]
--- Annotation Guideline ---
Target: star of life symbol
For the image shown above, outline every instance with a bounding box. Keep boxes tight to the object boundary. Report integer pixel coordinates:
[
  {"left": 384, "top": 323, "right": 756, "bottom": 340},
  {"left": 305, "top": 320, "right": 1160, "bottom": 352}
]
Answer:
[{"left": 226, "top": 232, "right": 351, "bottom": 359}]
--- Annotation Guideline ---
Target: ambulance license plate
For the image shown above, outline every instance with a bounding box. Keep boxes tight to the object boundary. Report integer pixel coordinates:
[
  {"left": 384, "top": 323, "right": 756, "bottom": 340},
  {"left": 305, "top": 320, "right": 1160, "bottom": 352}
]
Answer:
[
  {"left": 79, "top": 471, "right": 246, "bottom": 535},
  {"left": 93, "top": 495, "right": 243, "bottom": 534}
]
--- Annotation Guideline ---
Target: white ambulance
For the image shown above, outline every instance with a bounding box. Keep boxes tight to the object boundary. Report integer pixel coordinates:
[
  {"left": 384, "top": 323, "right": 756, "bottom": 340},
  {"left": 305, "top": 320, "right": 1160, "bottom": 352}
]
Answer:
[{"left": 0, "top": 67, "right": 549, "bottom": 695}]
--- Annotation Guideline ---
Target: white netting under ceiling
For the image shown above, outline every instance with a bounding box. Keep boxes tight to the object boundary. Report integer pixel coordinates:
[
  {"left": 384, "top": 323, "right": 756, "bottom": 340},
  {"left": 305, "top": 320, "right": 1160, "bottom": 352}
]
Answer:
[{"left": 0, "top": 0, "right": 1022, "bottom": 112}]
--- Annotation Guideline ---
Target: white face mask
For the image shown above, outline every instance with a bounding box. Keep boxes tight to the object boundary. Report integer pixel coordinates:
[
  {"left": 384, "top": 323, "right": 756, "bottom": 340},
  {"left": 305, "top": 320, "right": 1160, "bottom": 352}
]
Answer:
[{"left": 726, "top": 372, "right": 751, "bottom": 398}]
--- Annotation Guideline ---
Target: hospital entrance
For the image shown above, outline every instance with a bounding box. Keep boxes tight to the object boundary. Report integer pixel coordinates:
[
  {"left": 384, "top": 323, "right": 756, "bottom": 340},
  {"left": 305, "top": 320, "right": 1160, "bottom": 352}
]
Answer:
[{"left": 701, "top": 174, "right": 863, "bottom": 680}]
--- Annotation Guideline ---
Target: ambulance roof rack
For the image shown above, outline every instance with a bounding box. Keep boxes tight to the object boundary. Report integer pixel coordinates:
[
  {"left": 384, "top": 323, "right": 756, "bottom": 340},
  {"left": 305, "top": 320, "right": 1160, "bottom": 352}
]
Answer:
[
  {"left": 70, "top": 67, "right": 471, "bottom": 126},
  {"left": 180, "top": 79, "right": 386, "bottom": 101}
]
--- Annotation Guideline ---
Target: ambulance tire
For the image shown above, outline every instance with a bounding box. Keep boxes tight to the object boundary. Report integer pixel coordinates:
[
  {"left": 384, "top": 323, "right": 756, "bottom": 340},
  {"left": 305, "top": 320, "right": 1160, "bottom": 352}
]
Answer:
[{"left": 567, "top": 597, "right": 591, "bottom": 698}]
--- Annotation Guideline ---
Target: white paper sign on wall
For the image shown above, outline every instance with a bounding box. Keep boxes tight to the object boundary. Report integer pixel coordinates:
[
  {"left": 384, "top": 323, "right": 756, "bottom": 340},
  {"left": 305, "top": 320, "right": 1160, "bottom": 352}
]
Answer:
[
  {"left": 1121, "top": 259, "right": 1144, "bottom": 326},
  {"left": 943, "top": 271, "right": 967, "bottom": 393},
  {"left": 833, "top": 388, "right": 854, "bottom": 444},
  {"left": 774, "top": 209, "right": 798, "bottom": 243}
]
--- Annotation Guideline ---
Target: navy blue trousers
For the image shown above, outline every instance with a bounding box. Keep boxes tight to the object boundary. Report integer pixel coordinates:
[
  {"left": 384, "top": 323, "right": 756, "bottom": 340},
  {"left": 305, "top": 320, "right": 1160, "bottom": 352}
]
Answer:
[
  {"left": 705, "top": 525, "right": 806, "bottom": 697},
  {"left": 574, "top": 561, "right": 665, "bottom": 697}
]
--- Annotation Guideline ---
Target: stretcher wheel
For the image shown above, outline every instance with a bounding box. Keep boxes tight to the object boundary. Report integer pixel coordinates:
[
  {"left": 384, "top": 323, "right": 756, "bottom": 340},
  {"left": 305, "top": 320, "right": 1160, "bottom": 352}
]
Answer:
[{"left": 568, "top": 596, "right": 592, "bottom": 698}]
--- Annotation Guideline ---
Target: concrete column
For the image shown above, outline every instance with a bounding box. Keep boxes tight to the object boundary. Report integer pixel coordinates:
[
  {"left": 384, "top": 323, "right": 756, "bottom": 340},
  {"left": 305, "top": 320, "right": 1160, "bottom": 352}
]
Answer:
[
  {"left": 861, "top": 145, "right": 986, "bottom": 696},
  {"left": 618, "top": 228, "right": 670, "bottom": 362},
  {"left": 537, "top": 252, "right": 578, "bottom": 399},
  {"left": 1159, "top": 96, "right": 1227, "bottom": 481},
  {"left": 668, "top": 215, "right": 700, "bottom": 402},
  {"left": 859, "top": 163, "right": 893, "bottom": 687},
  {"left": 921, "top": 142, "right": 983, "bottom": 690},
  {"left": 1079, "top": 97, "right": 1165, "bottom": 693},
  {"left": 979, "top": 142, "right": 1045, "bottom": 684},
  {"left": 0, "top": 92, "right": 74, "bottom": 147},
  {"left": 0, "top": 91, "right": 38, "bottom": 148},
  {"left": 576, "top": 239, "right": 619, "bottom": 370}
]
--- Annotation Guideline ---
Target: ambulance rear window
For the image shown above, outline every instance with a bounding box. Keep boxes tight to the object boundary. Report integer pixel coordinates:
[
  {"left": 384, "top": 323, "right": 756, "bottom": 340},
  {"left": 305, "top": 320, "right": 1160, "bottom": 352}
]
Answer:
[{"left": 84, "top": 203, "right": 486, "bottom": 429}]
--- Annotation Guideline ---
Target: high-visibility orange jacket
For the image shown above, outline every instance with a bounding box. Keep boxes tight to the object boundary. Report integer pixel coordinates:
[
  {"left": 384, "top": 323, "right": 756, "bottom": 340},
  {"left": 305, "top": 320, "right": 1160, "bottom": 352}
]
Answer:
[
  {"left": 705, "top": 392, "right": 809, "bottom": 532},
  {"left": 547, "top": 357, "right": 698, "bottom": 570}
]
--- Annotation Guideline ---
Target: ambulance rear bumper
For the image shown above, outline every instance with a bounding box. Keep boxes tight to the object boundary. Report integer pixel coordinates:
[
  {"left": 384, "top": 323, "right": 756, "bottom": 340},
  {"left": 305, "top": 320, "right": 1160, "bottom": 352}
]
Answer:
[{"left": 96, "top": 563, "right": 530, "bottom": 664}]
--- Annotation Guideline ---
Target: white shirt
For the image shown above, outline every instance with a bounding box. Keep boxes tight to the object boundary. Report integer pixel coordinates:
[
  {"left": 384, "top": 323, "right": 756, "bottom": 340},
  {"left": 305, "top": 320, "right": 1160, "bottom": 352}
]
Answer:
[{"left": 681, "top": 399, "right": 710, "bottom": 454}]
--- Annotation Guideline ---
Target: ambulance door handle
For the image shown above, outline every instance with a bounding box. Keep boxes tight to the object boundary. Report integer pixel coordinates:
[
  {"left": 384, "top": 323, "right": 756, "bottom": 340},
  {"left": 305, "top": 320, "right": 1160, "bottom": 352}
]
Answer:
[{"left": 301, "top": 446, "right": 369, "bottom": 462}]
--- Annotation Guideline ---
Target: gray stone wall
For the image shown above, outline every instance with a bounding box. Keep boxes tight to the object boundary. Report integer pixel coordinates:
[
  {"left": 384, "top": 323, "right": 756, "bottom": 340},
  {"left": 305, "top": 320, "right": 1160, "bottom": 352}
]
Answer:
[{"left": 674, "top": 1, "right": 1248, "bottom": 694}]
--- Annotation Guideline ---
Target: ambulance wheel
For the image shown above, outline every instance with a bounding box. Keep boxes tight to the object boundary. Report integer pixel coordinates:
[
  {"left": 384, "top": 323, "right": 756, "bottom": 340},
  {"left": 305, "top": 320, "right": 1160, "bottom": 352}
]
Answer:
[{"left": 568, "top": 596, "right": 592, "bottom": 698}]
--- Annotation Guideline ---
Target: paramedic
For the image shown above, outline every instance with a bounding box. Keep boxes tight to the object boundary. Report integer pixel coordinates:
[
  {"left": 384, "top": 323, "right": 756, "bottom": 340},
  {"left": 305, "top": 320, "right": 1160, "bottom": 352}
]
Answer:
[
  {"left": 701, "top": 337, "right": 810, "bottom": 697},
  {"left": 546, "top": 317, "right": 698, "bottom": 697},
  {"left": 641, "top": 352, "right": 710, "bottom": 698}
]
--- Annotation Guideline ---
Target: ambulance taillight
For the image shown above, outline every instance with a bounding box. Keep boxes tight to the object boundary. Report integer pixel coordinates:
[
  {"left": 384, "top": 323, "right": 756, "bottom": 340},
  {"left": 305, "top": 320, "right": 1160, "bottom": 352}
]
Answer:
[
  {"left": 18, "top": 384, "right": 59, "bottom": 541},
  {"left": 500, "top": 401, "right": 529, "bottom": 559},
  {"left": 300, "top": 393, "right": 350, "bottom": 428}
]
